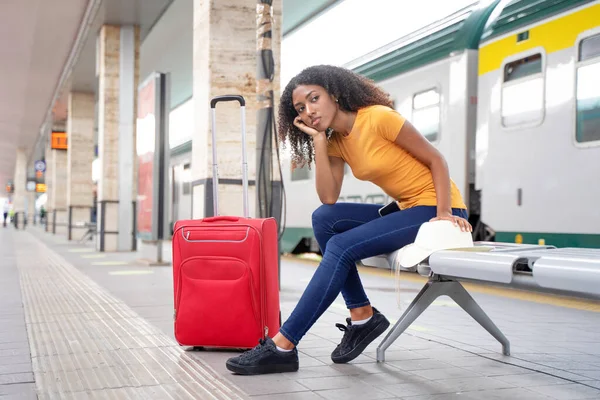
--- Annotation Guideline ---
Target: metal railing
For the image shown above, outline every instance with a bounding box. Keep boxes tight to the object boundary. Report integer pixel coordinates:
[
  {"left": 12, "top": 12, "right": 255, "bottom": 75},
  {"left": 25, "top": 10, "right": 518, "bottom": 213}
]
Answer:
[
  {"left": 97, "top": 200, "right": 137, "bottom": 252},
  {"left": 67, "top": 205, "right": 95, "bottom": 241},
  {"left": 51, "top": 208, "right": 68, "bottom": 234}
]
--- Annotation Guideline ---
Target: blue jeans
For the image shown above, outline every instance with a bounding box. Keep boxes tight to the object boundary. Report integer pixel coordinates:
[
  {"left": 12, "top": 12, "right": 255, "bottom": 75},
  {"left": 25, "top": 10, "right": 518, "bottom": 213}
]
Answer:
[{"left": 278, "top": 203, "right": 468, "bottom": 345}]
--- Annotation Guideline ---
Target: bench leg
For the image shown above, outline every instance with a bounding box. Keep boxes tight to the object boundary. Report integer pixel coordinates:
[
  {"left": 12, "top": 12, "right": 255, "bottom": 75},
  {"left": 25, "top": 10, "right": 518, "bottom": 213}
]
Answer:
[
  {"left": 445, "top": 281, "right": 510, "bottom": 356},
  {"left": 376, "top": 279, "right": 510, "bottom": 362},
  {"left": 376, "top": 280, "right": 441, "bottom": 362}
]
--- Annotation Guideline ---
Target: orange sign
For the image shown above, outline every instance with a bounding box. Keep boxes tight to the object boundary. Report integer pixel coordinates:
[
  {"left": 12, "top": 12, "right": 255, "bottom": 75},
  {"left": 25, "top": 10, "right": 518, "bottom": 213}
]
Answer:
[
  {"left": 51, "top": 131, "right": 68, "bottom": 150},
  {"left": 35, "top": 184, "right": 47, "bottom": 193}
]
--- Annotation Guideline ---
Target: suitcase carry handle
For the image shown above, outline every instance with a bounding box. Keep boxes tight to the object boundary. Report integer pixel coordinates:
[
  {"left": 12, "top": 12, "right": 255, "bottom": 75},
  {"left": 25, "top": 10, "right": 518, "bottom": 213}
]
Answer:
[
  {"left": 210, "top": 95, "right": 249, "bottom": 218},
  {"left": 203, "top": 216, "right": 240, "bottom": 223},
  {"left": 210, "top": 95, "right": 245, "bottom": 108}
]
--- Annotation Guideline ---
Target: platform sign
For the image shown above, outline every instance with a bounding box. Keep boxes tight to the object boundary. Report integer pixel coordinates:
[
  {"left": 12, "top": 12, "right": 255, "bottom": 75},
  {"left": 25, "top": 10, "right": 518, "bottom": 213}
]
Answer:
[
  {"left": 51, "top": 131, "right": 68, "bottom": 150},
  {"left": 34, "top": 160, "right": 46, "bottom": 172},
  {"left": 26, "top": 181, "right": 36, "bottom": 192},
  {"left": 136, "top": 72, "right": 170, "bottom": 241},
  {"left": 35, "top": 184, "right": 47, "bottom": 193}
]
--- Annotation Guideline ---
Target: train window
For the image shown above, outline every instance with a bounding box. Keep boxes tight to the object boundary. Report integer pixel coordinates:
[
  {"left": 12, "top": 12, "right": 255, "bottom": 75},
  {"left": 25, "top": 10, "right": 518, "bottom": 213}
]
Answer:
[
  {"left": 291, "top": 162, "right": 310, "bottom": 181},
  {"left": 576, "top": 34, "right": 600, "bottom": 144},
  {"left": 412, "top": 88, "right": 440, "bottom": 142},
  {"left": 501, "top": 53, "right": 544, "bottom": 127},
  {"left": 579, "top": 34, "right": 600, "bottom": 62},
  {"left": 504, "top": 54, "right": 541, "bottom": 81}
]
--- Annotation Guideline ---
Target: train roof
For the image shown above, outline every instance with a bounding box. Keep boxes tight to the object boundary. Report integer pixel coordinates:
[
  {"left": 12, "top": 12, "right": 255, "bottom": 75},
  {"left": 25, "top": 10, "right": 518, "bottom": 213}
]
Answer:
[
  {"left": 346, "top": 1, "right": 500, "bottom": 82},
  {"left": 480, "top": 0, "right": 596, "bottom": 43}
]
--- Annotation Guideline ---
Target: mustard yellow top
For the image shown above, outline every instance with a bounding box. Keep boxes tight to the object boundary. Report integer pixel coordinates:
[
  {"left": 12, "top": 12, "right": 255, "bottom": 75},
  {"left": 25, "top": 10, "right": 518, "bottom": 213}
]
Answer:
[{"left": 327, "top": 105, "right": 467, "bottom": 210}]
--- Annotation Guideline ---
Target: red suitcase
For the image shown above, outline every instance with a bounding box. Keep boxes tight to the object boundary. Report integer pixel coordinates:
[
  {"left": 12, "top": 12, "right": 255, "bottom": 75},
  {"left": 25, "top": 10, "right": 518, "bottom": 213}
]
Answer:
[{"left": 172, "top": 95, "right": 280, "bottom": 349}]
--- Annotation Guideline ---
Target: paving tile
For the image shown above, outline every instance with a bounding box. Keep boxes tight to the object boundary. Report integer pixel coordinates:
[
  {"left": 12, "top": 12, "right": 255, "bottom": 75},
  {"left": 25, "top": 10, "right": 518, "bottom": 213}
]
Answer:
[
  {"left": 251, "top": 392, "right": 323, "bottom": 400},
  {"left": 410, "top": 367, "right": 482, "bottom": 381},
  {"left": 433, "top": 375, "right": 515, "bottom": 392},
  {"left": 460, "top": 362, "right": 532, "bottom": 377},
  {"left": 0, "top": 392, "right": 39, "bottom": 400},
  {"left": 296, "top": 375, "right": 361, "bottom": 391},
  {"left": 379, "top": 380, "right": 451, "bottom": 398},
  {"left": 0, "top": 348, "right": 30, "bottom": 359},
  {"left": 0, "top": 372, "right": 34, "bottom": 385},
  {"left": 390, "top": 359, "right": 453, "bottom": 372},
  {"left": 0, "top": 363, "right": 33, "bottom": 375},
  {"left": 494, "top": 372, "right": 572, "bottom": 387},
  {"left": 527, "top": 383, "right": 600, "bottom": 399},
  {"left": 232, "top": 378, "right": 309, "bottom": 396},
  {"left": 0, "top": 383, "right": 37, "bottom": 397},
  {"left": 316, "top": 384, "right": 396, "bottom": 400},
  {"left": 280, "top": 365, "right": 349, "bottom": 380}
]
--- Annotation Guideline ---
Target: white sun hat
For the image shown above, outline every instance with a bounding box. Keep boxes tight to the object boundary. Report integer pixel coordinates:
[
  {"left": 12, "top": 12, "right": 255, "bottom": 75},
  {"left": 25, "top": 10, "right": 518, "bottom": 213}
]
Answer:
[{"left": 394, "top": 219, "right": 474, "bottom": 269}]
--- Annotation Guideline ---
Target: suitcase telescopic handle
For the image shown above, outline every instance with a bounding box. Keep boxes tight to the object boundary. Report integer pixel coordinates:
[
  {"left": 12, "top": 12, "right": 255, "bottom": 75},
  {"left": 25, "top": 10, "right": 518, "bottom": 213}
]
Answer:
[
  {"left": 210, "top": 95, "right": 246, "bottom": 108},
  {"left": 210, "top": 95, "right": 249, "bottom": 218}
]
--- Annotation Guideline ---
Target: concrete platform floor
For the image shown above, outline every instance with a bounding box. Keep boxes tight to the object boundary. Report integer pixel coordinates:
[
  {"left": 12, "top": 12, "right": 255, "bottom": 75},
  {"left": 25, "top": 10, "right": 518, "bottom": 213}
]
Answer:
[{"left": 2, "top": 226, "right": 600, "bottom": 399}]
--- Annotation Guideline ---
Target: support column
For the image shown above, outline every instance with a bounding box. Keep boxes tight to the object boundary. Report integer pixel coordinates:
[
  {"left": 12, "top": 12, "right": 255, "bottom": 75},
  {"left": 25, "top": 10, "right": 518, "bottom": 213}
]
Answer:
[
  {"left": 12, "top": 149, "right": 27, "bottom": 228},
  {"left": 97, "top": 25, "right": 140, "bottom": 252},
  {"left": 27, "top": 192, "right": 36, "bottom": 225},
  {"left": 67, "top": 92, "right": 95, "bottom": 240},
  {"left": 44, "top": 142, "right": 53, "bottom": 231},
  {"left": 191, "top": 0, "right": 282, "bottom": 219},
  {"left": 50, "top": 147, "right": 68, "bottom": 234}
]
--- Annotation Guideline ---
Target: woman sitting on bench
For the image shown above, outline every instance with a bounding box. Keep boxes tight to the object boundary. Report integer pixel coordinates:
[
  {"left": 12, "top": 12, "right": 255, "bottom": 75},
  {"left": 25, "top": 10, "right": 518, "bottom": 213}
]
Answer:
[{"left": 226, "top": 64, "right": 471, "bottom": 375}]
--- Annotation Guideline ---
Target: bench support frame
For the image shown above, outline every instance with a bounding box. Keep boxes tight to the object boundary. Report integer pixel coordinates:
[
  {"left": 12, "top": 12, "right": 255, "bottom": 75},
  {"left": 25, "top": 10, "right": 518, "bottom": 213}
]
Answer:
[{"left": 376, "top": 274, "right": 510, "bottom": 362}]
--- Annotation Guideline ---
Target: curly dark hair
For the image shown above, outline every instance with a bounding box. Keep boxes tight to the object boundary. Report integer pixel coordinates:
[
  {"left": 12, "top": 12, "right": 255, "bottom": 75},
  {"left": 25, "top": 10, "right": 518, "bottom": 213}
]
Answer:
[{"left": 278, "top": 65, "right": 394, "bottom": 168}]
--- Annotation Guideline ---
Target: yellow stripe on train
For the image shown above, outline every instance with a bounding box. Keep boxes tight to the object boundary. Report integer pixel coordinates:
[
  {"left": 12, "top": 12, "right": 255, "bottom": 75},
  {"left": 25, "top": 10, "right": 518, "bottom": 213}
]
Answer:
[{"left": 479, "top": 3, "right": 600, "bottom": 76}]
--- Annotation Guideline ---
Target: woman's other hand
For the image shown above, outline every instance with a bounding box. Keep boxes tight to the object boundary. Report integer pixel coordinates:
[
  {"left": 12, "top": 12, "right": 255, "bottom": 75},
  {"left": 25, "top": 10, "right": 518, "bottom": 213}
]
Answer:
[{"left": 430, "top": 212, "right": 472, "bottom": 232}]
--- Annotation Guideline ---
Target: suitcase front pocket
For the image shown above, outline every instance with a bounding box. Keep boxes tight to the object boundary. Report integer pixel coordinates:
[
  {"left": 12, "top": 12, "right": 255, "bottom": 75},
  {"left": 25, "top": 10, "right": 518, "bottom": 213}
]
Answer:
[{"left": 175, "top": 256, "right": 262, "bottom": 348}]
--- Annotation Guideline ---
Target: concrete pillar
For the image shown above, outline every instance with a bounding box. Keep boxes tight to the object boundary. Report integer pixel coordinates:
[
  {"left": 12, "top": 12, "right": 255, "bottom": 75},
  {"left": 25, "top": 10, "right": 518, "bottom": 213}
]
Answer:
[
  {"left": 97, "top": 25, "right": 140, "bottom": 252},
  {"left": 66, "top": 92, "right": 95, "bottom": 240},
  {"left": 26, "top": 192, "right": 36, "bottom": 225},
  {"left": 49, "top": 148, "right": 68, "bottom": 234},
  {"left": 44, "top": 142, "right": 53, "bottom": 231},
  {"left": 191, "top": 0, "right": 282, "bottom": 219},
  {"left": 12, "top": 149, "right": 27, "bottom": 227}
]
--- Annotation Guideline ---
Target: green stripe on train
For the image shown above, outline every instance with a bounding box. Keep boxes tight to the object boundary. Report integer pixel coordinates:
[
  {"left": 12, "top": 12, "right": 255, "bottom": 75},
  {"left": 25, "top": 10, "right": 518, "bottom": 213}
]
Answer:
[
  {"left": 280, "top": 227, "right": 314, "bottom": 253},
  {"left": 495, "top": 232, "right": 600, "bottom": 249}
]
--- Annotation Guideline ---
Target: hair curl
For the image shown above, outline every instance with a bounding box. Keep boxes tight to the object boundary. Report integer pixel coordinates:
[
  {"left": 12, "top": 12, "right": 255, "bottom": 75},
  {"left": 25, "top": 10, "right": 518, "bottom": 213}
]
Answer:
[{"left": 278, "top": 65, "right": 394, "bottom": 168}]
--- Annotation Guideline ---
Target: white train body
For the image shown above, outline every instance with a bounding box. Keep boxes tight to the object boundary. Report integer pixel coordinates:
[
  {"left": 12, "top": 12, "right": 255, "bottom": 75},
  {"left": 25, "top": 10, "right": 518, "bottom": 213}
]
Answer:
[{"left": 278, "top": 0, "right": 600, "bottom": 254}]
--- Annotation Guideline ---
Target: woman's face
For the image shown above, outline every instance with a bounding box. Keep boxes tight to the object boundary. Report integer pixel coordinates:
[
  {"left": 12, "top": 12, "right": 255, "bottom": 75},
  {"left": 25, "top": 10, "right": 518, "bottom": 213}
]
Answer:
[{"left": 291, "top": 84, "right": 337, "bottom": 132}]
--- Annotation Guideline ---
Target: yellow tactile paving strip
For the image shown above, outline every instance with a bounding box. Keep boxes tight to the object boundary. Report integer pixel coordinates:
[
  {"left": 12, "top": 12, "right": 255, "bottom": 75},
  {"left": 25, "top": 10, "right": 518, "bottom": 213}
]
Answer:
[
  {"left": 15, "top": 231, "right": 248, "bottom": 400},
  {"left": 286, "top": 255, "right": 600, "bottom": 313}
]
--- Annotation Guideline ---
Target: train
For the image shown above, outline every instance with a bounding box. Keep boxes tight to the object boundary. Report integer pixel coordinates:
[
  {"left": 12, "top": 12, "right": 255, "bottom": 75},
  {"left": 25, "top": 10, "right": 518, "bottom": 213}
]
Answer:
[
  {"left": 278, "top": 0, "right": 600, "bottom": 255},
  {"left": 168, "top": 0, "right": 600, "bottom": 258}
]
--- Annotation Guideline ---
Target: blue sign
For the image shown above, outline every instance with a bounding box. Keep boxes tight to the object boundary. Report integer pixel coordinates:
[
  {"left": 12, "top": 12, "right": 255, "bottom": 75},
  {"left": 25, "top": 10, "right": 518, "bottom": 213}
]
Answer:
[{"left": 34, "top": 160, "right": 46, "bottom": 172}]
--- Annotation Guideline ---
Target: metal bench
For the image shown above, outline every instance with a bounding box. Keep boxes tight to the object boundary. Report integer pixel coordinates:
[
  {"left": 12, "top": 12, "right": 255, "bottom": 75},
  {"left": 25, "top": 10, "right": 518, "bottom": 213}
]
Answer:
[
  {"left": 78, "top": 222, "right": 97, "bottom": 243},
  {"left": 376, "top": 242, "right": 600, "bottom": 362}
]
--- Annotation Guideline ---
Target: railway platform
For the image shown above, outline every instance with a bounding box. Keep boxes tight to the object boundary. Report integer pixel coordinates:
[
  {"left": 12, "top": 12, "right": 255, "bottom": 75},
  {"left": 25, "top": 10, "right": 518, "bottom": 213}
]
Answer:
[{"left": 2, "top": 226, "right": 600, "bottom": 399}]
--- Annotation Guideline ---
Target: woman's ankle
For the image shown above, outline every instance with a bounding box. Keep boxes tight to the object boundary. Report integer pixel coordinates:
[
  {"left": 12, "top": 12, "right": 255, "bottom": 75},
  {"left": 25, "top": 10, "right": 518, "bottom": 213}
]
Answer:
[
  {"left": 272, "top": 333, "right": 295, "bottom": 350},
  {"left": 349, "top": 305, "right": 373, "bottom": 321}
]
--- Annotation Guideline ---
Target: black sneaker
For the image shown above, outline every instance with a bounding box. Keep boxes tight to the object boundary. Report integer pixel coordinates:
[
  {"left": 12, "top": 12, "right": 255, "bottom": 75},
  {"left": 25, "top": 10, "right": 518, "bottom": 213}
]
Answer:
[
  {"left": 225, "top": 337, "right": 299, "bottom": 375},
  {"left": 331, "top": 307, "right": 390, "bottom": 364}
]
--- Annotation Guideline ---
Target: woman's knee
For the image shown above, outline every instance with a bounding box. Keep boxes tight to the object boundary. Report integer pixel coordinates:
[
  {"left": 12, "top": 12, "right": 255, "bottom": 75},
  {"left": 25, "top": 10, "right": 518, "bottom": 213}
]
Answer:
[
  {"left": 325, "top": 234, "right": 360, "bottom": 265},
  {"left": 311, "top": 204, "right": 338, "bottom": 230}
]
